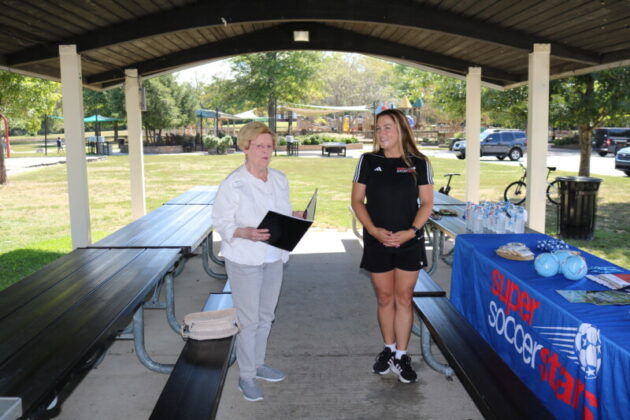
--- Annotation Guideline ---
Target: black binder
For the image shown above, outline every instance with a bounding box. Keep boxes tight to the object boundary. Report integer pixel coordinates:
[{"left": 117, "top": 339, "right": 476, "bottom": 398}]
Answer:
[{"left": 257, "top": 190, "right": 317, "bottom": 251}]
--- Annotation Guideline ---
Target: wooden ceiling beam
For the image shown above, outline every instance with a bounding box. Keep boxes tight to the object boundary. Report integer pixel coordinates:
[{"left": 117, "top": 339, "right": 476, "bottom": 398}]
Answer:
[
  {"left": 88, "top": 23, "right": 523, "bottom": 88},
  {"left": 7, "top": 0, "right": 600, "bottom": 67}
]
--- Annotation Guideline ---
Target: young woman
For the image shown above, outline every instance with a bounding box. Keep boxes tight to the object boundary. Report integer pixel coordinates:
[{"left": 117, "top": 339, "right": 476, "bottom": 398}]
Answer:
[{"left": 351, "top": 109, "right": 434, "bottom": 383}]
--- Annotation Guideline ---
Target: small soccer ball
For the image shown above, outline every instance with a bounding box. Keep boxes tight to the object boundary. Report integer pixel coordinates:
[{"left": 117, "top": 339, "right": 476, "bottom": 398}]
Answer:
[
  {"left": 534, "top": 253, "right": 560, "bottom": 277},
  {"left": 575, "top": 323, "right": 602, "bottom": 379},
  {"left": 553, "top": 249, "right": 574, "bottom": 265},
  {"left": 562, "top": 255, "right": 588, "bottom": 281}
]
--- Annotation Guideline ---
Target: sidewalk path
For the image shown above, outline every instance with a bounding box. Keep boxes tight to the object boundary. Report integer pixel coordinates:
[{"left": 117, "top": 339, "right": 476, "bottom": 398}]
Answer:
[{"left": 4, "top": 156, "right": 104, "bottom": 174}]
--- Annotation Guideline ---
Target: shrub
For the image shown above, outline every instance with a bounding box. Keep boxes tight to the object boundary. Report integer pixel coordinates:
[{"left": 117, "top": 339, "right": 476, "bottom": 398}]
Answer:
[
  {"left": 277, "top": 136, "right": 287, "bottom": 146},
  {"left": 203, "top": 135, "right": 220, "bottom": 151},
  {"left": 553, "top": 135, "right": 579, "bottom": 146},
  {"left": 216, "top": 136, "right": 232, "bottom": 154},
  {"left": 298, "top": 134, "right": 323, "bottom": 145}
]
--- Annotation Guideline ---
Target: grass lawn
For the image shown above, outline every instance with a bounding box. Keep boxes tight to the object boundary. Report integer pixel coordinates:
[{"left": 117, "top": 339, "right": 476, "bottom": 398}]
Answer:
[{"left": 1, "top": 153, "right": 628, "bottom": 290}]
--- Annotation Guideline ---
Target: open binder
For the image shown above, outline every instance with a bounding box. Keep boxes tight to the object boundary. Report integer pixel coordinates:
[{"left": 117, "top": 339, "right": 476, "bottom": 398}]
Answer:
[{"left": 257, "top": 189, "right": 317, "bottom": 251}]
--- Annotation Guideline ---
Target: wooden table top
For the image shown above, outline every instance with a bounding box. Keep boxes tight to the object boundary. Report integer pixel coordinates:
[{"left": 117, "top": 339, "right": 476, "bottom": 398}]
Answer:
[
  {"left": 90, "top": 204, "right": 213, "bottom": 253},
  {"left": 164, "top": 185, "right": 218, "bottom": 205},
  {"left": 0, "top": 247, "right": 180, "bottom": 416}
]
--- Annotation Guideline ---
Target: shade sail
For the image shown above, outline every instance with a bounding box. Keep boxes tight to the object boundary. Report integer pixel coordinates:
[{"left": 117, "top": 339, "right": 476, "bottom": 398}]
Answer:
[
  {"left": 83, "top": 114, "right": 122, "bottom": 123},
  {"left": 47, "top": 114, "right": 122, "bottom": 122},
  {"left": 234, "top": 109, "right": 267, "bottom": 120},
  {"left": 280, "top": 103, "right": 369, "bottom": 117},
  {"left": 195, "top": 109, "right": 241, "bottom": 120}
]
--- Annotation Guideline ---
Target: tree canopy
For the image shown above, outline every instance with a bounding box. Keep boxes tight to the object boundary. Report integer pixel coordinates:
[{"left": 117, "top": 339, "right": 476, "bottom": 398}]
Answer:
[{"left": 550, "top": 67, "right": 630, "bottom": 175}]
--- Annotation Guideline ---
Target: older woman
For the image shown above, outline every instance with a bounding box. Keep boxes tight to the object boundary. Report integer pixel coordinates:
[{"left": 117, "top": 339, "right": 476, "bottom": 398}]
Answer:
[{"left": 213, "top": 122, "right": 301, "bottom": 402}]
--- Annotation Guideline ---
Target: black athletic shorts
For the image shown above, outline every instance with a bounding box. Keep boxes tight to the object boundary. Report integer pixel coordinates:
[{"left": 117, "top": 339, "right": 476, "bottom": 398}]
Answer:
[{"left": 360, "top": 240, "right": 427, "bottom": 273}]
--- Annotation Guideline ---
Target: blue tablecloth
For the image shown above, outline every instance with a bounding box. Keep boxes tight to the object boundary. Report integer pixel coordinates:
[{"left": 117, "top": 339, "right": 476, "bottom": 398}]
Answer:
[{"left": 451, "top": 233, "right": 630, "bottom": 420}]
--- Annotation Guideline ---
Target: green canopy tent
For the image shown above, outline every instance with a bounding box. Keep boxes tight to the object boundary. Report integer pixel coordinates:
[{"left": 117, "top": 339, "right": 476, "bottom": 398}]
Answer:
[
  {"left": 83, "top": 114, "right": 122, "bottom": 138},
  {"left": 44, "top": 114, "right": 123, "bottom": 155}
]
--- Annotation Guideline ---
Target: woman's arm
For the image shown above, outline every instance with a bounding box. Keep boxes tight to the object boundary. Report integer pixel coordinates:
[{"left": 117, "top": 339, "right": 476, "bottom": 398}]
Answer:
[{"left": 351, "top": 182, "right": 395, "bottom": 246}]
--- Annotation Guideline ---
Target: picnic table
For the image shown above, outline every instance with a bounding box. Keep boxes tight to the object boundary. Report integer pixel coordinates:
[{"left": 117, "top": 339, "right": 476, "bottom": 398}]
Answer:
[
  {"left": 451, "top": 233, "right": 630, "bottom": 418},
  {"left": 91, "top": 204, "right": 213, "bottom": 253},
  {"left": 321, "top": 142, "right": 347, "bottom": 156},
  {"left": 164, "top": 185, "right": 218, "bottom": 205},
  {"left": 0, "top": 247, "right": 180, "bottom": 418},
  {"left": 286, "top": 138, "right": 299, "bottom": 156}
]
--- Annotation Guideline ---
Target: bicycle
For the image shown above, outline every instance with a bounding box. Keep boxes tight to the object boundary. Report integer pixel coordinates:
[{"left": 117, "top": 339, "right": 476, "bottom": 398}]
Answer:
[
  {"left": 438, "top": 173, "right": 460, "bottom": 196},
  {"left": 503, "top": 163, "right": 560, "bottom": 205}
]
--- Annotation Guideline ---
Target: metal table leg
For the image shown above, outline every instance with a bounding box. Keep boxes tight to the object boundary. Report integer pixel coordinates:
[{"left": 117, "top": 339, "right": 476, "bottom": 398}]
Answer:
[
  {"left": 164, "top": 272, "right": 182, "bottom": 334},
  {"left": 426, "top": 226, "right": 442, "bottom": 276},
  {"left": 202, "top": 236, "right": 227, "bottom": 280},
  {"left": 133, "top": 306, "right": 174, "bottom": 373},
  {"left": 412, "top": 322, "right": 454, "bottom": 379},
  {"left": 208, "top": 231, "right": 225, "bottom": 266}
]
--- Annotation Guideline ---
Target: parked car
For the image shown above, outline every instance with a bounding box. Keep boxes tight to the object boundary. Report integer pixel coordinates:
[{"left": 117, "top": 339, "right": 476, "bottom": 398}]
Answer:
[
  {"left": 452, "top": 129, "right": 527, "bottom": 161},
  {"left": 614, "top": 146, "right": 630, "bottom": 176},
  {"left": 592, "top": 127, "right": 630, "bottom": 156}
]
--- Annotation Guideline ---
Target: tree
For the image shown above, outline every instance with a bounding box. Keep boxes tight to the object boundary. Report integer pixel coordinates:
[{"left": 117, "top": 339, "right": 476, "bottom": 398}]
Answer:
[
  {"left": 481, "top": 86, "right": 528, "bottom": 129},
  {"left": 221, "top": 52, "right": 323, "bottom": 131},
  {"left": 141, "top": 75, "right": 197, "bottom": 142},
  {"left": 0, "top": 71, "right": 60, "bottom": 184},
  {"left": 550, "top": 67, "right": 630, "bottom": 176},
  {"left": 317, "top": 53, "right": 395, "bottom": 106}
]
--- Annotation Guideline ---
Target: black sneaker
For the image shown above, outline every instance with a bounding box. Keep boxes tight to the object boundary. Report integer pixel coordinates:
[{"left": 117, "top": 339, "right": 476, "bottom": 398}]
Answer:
[
  {"left": 389, "top": 354, "right": 417, "bottom": 383},
  {"left": 372, "top": 347, "right": 394, "bottom": 374}
]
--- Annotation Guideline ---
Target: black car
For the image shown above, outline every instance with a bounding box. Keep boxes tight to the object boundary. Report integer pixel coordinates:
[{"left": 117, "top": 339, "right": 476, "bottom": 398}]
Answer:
[{"left": 592, "top": 127, "right": 630, "bottom": 156}]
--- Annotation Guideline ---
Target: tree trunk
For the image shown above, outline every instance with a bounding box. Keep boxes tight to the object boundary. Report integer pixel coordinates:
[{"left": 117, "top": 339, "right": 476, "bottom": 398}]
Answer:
[
  {"left": 578, "top": 124, "right": 592, "bottom": 176},
  {"left": 0, "top": 138, "right": 6, "bottom": 185},
  {"left": 267, "top": 95, "right": 277, "bottom": 133},
  {"left": 578, "top": 75, "right": 595, "bottom": 177}
]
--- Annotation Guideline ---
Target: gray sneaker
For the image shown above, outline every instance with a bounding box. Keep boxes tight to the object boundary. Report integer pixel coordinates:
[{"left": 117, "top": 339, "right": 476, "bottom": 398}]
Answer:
[
  {"left": 238, "top": 378, "right": 264, "bottom": 402},
  {"left": 256, "top": 364, "right": 286, "bottom": 382}
]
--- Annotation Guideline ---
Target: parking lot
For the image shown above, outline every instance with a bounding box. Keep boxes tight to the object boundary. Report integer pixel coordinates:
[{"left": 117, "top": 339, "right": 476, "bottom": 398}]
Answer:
[{"left": 424, "top": 145, "right": 626, "bottom": 177}]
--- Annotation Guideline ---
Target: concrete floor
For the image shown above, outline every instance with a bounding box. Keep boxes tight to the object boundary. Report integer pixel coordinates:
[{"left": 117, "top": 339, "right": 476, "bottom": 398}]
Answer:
[{"left": 57, "top": 230, "right": 482, "bottom": 420}]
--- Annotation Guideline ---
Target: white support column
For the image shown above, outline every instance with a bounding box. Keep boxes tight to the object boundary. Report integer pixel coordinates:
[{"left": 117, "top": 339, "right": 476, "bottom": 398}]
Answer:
[
  {"left": 124, "top": 69, "right": 146, "bottom": 219},
  {"left": 59, "top": 45, "right": 91, "bottom": 248},
  {"left": 526, "top": 44, "right": 551, "bottom": 233},
  {"left": 465, "top": 67, "right": 482, "bottom": 203}
]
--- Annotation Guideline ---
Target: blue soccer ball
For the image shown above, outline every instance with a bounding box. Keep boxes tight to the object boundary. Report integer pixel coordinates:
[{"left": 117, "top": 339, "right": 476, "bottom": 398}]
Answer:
[
  {"left": 562, "top": 255, "right": 588, "bottom": 281},
  {"left": 552, "top": 249, "right": 575, "bottom": 265},
  {"left": 534, "top": 253, "right": 560, "bottom": 277}
]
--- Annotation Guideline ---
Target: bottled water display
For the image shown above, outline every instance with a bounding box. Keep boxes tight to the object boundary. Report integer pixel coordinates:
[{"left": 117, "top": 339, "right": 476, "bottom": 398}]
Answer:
[{"left": 464, "top": 201, "right": 528, "bottom": 234}]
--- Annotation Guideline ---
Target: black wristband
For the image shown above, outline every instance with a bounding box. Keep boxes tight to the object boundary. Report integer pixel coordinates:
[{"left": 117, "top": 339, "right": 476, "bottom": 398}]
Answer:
[{"left": 411, "top": 225, "right": 423, "bottom": 240}]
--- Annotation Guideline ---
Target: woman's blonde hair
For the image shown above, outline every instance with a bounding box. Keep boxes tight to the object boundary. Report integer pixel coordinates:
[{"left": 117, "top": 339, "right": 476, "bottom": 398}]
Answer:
[
  {"left": 237, "top": 121, "right": 277, "bottom": 150},
  {"left": 374, "top": 109, "right": 427, "bottom": 167}
]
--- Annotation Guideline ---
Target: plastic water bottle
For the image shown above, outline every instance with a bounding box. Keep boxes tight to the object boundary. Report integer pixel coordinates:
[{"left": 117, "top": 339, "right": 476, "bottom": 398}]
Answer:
[
  {"left": 465, "top": 202, "right": 473, "bottom": 231},
  {"left": 496, "top": 211, "right": 507, "bottom": 234},
  {"left": 473, "top": 206, "right": 484, "bottom": 233},
  {"left": 514, "top": 207, "right": 527, "bottom": 233}
]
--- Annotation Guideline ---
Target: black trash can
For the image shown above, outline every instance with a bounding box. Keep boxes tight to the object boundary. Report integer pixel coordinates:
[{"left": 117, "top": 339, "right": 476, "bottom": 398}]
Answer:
[{"left": 556, "top": 176, "right": 603, "bottom": 240}]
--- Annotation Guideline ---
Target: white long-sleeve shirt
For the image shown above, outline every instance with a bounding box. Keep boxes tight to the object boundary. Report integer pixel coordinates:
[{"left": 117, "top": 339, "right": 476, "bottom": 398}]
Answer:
[{"left": 212, "top": 164, "right": 292, "bottom": 265}]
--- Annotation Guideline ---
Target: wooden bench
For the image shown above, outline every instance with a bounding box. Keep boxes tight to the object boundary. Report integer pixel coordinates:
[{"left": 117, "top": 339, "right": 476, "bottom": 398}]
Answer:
[
  {"left": 0, "top": 247, "right": 180, "bottom": 419},
  {"left": 412, "top": 271, "right": 553, "bottom": 419},
  {"left": 151, "top": 284, "right": 234, "bottom": 420}
]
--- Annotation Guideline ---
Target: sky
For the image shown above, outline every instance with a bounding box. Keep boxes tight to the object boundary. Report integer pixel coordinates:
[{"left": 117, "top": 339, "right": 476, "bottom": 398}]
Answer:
[{"left": 174, "top": 60, "right": 232, "bottom": 85}]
